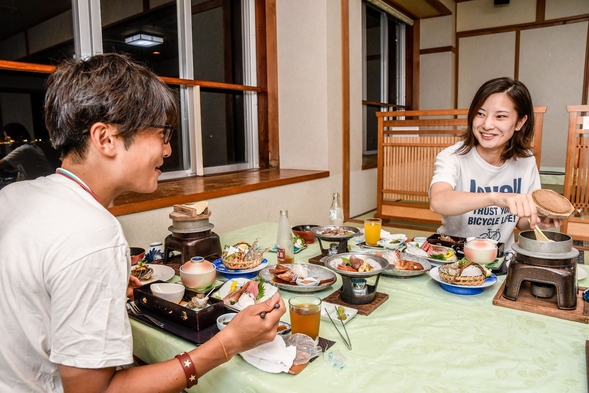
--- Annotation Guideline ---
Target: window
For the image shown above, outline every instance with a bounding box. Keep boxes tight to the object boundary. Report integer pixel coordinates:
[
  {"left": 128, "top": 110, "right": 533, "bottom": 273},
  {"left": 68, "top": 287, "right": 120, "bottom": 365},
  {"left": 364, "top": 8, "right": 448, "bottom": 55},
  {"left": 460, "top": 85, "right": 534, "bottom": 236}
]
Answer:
[
  {"left": 362, "top": 1, "right": 407, "bottom": 156},
  {"left": 0, "top": 0, "right": 269, "bottom": 184}
]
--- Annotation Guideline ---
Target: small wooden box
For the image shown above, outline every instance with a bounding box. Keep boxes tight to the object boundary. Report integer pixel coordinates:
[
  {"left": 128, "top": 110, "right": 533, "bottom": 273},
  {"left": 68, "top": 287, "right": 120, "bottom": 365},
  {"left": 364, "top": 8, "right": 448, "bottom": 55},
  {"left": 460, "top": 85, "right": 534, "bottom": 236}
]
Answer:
[{"left": 133, "top": 281, "right": 225, "bottom": 331}]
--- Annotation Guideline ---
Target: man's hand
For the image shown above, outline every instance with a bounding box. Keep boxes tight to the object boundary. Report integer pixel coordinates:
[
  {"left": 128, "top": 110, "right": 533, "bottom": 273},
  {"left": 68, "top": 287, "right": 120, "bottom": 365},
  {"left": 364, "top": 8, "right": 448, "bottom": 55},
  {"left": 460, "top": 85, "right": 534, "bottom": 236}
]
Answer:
[{"left": 127, "top": 275, "right": 142, "bottom": 300}]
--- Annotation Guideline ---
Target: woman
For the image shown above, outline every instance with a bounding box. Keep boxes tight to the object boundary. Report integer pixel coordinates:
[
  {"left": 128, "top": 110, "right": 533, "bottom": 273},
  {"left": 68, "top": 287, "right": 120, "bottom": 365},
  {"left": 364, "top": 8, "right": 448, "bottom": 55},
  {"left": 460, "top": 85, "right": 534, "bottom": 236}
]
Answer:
[
  {"left": 429, "top": 77, "right": 560, "bottom": 249},
  {"left": 0, "top": 122, "right": 54, "bottom": 179}
]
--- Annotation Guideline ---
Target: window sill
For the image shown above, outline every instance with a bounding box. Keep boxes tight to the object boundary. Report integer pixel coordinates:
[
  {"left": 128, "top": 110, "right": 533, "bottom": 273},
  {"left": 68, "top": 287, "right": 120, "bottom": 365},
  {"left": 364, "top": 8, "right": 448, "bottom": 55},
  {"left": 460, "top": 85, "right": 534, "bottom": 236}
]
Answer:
[
  {"left": 362, "top": 154, "right": 377, "bottom": 170},
  {"left": 108, "top": 168, "right": 330, "bottom": 216}
]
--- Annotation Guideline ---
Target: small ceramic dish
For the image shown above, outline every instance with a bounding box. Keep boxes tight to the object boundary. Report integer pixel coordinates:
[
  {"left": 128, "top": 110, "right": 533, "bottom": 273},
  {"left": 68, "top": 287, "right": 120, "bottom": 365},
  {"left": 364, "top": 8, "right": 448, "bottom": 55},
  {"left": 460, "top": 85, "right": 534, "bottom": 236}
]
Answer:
[
  {"left": 216, "top": 312, "right": 238, "bottom": 331},
  {"left": 150, "top": 283, "right": 185, "bottom": 304},
  {"left": 296, "top": 276, "right": 320, "bottom": 287},
  {"left": 277, "top": 321, "right": 291, "bottom": 335}
]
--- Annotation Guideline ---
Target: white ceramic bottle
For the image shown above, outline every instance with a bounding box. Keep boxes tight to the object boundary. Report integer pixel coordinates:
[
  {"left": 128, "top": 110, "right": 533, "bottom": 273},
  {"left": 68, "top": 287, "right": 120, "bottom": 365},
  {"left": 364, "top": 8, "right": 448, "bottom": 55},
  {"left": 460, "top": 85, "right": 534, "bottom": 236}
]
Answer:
[
  {"left": 277, "top": 210, "right": 294, "bottom": 264},
  {"left": 329, "top": 192, "right": 344, "bottom": 225}
]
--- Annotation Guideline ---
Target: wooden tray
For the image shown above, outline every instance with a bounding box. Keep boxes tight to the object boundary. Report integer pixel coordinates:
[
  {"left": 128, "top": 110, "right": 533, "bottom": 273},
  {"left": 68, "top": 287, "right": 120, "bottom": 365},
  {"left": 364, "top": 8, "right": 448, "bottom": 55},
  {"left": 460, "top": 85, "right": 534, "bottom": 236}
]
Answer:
[
  {"left": 309, "top": 251, "right": 328, "bottom": 266},
  {"left": 322, "top": 291, "right": 389, "bottom": 316},
  {"left": 492, "top": 281, "right": 589, "bottom": 324}
]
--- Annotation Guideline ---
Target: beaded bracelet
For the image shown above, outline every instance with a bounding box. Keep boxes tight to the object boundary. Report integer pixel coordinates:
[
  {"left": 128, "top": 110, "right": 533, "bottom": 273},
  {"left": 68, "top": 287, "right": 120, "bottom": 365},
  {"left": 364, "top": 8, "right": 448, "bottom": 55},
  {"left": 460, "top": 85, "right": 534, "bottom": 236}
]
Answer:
[{"left": 175, "top": 352, "right": 198, "bottom": 388}]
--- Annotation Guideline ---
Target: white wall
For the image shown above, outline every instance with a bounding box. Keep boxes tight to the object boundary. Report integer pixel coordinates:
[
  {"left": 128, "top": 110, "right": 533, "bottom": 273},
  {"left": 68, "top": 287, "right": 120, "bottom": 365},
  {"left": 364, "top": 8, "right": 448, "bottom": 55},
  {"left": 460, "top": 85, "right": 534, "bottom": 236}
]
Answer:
[{"left": 420, "top": 2, "right": 455, "bottom": 110}]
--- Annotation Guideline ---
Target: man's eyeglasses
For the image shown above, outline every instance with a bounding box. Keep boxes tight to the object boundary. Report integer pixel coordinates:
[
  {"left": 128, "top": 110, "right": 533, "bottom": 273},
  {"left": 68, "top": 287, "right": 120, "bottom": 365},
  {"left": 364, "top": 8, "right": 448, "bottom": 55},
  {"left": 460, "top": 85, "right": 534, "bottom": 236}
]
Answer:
[{"left": 150, "top": 125, "right": 175, "bottom": 144}]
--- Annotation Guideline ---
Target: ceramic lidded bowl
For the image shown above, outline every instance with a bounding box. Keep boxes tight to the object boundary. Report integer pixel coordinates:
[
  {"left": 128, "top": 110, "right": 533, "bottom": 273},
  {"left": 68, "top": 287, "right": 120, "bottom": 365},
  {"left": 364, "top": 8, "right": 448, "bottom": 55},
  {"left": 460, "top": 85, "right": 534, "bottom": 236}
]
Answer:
[
  {"left": 150, "top": 283, "right": 185, "bottom": 304},
  {"left": 130, "top": 247, "right": 145, "bottom": 265},
  {"left": 292, "top": 225, "right": 319, "bottom": 244},
  {"left": 463, "top": 239, "right": 498, "bottom": 264},
  {"left": 180, "top": 256, "right": 216, "bottom": 289}
]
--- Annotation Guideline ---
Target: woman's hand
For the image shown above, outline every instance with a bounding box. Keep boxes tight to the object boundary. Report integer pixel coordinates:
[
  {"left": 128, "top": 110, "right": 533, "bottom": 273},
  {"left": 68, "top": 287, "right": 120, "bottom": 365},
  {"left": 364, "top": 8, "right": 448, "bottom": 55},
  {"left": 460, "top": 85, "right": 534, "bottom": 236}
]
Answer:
[
  {"left": 494, "top": 192, "right": 539, "bottom": 227},
  {"left": 218, "top": 292, "right": 286, "bottom": 355}
]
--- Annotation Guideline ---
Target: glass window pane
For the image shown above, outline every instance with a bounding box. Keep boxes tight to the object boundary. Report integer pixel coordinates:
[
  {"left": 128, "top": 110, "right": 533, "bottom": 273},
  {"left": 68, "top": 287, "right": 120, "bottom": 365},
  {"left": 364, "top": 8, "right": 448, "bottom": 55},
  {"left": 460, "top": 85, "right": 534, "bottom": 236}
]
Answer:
[
  {"left": 101, "top": 1, "right": 179, "bottom": 78},
  {"left": 200, "top": 89, "right": 246, "bottom": 168},
  {"left": 365, "top": 6, "right": 381, "bottom": 103},
  {"left": 0, "top": 69, "right": 60, "bottom": 185},
  {"left": 0, "top": 0, "right": 74, "bottom": 64},
  {"left": 192, "top": 0, "right": 243, "bottom": 85},
  {"left": 160, "top": 86, "right": 186, "bottom": 173}
]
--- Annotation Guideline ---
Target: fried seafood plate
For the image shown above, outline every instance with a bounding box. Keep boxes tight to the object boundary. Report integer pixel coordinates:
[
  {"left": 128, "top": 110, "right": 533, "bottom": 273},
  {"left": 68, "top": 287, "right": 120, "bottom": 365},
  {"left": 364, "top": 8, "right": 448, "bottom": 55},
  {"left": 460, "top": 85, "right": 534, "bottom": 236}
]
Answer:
[
  {"left": 269, "top": 264, "right": 298, "bottom": 284},
  {"left": 395, "top": 259, "right": 424, "bottom": 271}
]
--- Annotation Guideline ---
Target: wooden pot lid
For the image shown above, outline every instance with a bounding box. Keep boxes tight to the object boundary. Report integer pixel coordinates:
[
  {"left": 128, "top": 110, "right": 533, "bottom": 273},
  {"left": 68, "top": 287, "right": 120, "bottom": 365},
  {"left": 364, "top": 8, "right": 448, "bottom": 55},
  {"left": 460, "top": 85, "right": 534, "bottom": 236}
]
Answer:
[{"left": 532, "top": 189, "right": 575, "bottom": 219}]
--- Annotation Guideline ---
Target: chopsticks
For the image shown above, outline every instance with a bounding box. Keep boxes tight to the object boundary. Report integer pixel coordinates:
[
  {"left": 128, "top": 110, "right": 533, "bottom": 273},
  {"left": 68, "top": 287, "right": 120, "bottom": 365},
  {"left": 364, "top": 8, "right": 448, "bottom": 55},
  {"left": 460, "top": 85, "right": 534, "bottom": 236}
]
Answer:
[{"left": 325, "top": 306, "right": 352, "bottom": 350}]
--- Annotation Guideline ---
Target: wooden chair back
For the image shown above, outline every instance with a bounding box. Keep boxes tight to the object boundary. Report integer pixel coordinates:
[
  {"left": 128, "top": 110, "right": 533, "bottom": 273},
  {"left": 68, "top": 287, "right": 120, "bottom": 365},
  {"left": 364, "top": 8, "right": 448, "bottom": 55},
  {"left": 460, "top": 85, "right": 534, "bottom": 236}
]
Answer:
[
  {"left": 375, "top": 107, "right": 547, "bottom": 227},
  {"left": 561, "top": 105, "right": 589, "bottom": 242}
]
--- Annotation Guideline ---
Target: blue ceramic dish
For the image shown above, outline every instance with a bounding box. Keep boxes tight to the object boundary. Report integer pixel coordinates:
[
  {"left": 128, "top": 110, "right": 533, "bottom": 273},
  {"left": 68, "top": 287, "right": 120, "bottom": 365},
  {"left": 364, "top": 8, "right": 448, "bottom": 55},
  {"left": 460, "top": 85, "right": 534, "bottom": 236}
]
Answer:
[
  {"left": 430, "top": 266, "right": 497, "bottom": 295},
  {"left": 213, "top": 258, "right": 268, "bottom": 279}
]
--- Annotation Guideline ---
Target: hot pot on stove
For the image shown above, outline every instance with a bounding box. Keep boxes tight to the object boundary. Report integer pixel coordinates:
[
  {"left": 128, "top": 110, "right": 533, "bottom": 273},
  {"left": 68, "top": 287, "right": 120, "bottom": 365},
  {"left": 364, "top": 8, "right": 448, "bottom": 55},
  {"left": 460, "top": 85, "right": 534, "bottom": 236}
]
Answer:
[
  {"left": 324, "top": 252, "right": 389, "bottom": 305},
  {"left": 503, "top": 230, "right": 579, "bottom": 310}
]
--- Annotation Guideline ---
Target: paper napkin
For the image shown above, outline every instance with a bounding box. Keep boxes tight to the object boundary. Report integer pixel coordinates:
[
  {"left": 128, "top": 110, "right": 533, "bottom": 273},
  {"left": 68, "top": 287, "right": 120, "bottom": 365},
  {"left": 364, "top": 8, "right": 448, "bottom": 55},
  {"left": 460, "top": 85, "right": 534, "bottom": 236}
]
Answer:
[{"left": 240, "top": 336, "right": 297, "bottom": 373}]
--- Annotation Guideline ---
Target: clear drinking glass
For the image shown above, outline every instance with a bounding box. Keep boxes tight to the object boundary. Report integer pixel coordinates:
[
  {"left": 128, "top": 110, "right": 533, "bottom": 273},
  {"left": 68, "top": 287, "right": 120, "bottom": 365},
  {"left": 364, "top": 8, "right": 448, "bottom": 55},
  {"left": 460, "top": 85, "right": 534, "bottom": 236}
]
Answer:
[
  {"left": 364, "top": 218, "right": 382, "bottom": 246},
  {"left": 289, "top": 296, "right": 321, "bottom": 341}
]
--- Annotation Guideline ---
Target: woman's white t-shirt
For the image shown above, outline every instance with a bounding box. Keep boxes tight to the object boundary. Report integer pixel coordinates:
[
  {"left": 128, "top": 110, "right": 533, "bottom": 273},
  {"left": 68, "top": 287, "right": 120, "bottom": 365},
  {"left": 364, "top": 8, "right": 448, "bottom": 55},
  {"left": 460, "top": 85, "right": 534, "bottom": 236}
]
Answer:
[{"left": 430, "top": 142, "right": 541, "bottom": 249}]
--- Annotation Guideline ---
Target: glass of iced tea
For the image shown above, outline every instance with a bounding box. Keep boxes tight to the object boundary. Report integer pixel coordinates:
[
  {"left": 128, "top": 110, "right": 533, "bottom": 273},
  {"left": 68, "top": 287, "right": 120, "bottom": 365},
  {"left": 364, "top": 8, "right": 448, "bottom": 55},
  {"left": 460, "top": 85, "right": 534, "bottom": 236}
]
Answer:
[
  {"left": 289, "top": 296, "right": 321, "bottom": 341},
  {"left": 364, "top": 217, "right": 382, "bottom": 246}
]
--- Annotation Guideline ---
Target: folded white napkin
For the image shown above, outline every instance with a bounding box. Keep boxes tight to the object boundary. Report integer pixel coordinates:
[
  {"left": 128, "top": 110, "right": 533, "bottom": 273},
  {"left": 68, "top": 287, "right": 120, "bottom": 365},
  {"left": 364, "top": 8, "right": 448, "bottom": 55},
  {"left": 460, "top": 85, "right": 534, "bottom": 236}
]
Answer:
[
  {"left": 240, "top": 336, "right": 297, "bottom": 373},
  {"left": 380, "top": 230, "right": 407, "bottom": 241}
]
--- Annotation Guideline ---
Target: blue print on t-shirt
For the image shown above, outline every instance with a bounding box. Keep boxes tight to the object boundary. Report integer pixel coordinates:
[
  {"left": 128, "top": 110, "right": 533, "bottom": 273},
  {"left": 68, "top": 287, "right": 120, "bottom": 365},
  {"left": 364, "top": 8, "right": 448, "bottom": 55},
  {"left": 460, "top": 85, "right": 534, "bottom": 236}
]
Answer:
[{"left": 469, "top": 178, "right": 522, "bottom": 194}]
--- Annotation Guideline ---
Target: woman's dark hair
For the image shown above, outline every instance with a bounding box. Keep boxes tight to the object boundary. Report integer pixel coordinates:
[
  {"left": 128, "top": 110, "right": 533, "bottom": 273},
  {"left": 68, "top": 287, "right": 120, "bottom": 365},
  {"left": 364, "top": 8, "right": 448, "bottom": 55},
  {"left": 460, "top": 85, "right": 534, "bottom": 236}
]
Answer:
[
  {"left": 44, "top": 53, "right": 178, "bottom": 161},
  {"left": 458, "top": 77, "right": 535, "bottom": 161},
  {"left": 3, "top": 122, "right": 31, "bottom": 146}
]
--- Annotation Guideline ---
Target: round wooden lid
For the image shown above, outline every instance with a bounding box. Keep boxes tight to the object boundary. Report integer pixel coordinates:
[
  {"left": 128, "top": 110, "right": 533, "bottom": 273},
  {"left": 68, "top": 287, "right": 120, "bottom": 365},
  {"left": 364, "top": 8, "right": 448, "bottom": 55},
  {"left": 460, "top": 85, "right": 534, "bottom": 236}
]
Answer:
[{"left": 532, "top": 189, "right": 575, "bottom": 219}]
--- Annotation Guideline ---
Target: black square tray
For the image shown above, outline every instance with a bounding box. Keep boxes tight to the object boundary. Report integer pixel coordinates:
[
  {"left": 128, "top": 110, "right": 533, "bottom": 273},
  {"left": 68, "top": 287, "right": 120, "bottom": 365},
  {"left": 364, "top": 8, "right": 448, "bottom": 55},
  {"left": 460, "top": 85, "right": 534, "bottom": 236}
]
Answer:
[
  {"left": 426, "top": 233, "right": 505, "bottom": 258},
  {"left": 133, "top": 281, "right": 226, "bottom": 331}
]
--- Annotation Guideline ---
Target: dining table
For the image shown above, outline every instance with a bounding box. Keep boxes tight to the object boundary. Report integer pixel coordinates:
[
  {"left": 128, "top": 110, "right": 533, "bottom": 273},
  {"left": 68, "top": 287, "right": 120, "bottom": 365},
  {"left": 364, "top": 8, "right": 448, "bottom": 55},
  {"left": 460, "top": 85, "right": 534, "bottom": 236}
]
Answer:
[{"left": 129, "top": 222, "right": 589, "bottom": 392}]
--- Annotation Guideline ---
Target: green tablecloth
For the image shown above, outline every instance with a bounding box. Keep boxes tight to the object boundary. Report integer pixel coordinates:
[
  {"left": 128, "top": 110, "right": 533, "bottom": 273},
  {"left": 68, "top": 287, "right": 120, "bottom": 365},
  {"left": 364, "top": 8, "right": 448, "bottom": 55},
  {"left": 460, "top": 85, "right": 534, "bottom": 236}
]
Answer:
[{"left": 130, "top": 222, "right": 589, "bottom": 392}]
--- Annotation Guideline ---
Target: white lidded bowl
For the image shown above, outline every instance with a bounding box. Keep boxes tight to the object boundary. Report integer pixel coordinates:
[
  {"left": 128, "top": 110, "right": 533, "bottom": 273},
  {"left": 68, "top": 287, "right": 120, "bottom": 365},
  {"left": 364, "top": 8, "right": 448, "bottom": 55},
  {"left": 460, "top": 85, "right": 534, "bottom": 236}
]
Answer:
[
  {"left": 150, "top": 283, "right": 185, "bottom": 304},
  {"left": 463, "top": 239, "right": 498, "bottom": 264},
  {"left": 180, "top": 256, "right": 217, "bottom": 289}
]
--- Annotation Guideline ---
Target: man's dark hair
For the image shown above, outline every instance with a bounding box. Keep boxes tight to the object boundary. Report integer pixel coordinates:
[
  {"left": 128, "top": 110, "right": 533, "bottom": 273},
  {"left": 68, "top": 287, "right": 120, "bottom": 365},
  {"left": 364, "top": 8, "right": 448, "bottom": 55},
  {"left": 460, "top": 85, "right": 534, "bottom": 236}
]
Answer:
[{"left": 44, "top": 53, "right": 178, "bottom": 161}]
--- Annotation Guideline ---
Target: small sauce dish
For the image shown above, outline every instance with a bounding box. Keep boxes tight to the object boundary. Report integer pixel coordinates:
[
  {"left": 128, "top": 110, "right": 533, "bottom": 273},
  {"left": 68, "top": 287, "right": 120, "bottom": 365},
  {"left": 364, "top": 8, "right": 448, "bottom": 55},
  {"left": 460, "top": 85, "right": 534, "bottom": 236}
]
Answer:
[
  {"left": 277, "top": 321, "right": 291, "bottom": 335},
  {"left": 296, "top": 276, "right": 320, "bottom": 287},
  {"left": 216, "top": 312, "right": 237, "bottom": 331}
]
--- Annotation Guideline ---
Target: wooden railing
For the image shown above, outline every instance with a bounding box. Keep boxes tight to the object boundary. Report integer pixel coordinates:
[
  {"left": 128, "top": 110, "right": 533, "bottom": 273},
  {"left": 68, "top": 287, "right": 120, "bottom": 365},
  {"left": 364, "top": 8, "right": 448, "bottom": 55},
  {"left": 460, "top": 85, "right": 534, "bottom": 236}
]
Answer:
[{"left": 561, "top": 105, "right": 589, "bottom": 244}]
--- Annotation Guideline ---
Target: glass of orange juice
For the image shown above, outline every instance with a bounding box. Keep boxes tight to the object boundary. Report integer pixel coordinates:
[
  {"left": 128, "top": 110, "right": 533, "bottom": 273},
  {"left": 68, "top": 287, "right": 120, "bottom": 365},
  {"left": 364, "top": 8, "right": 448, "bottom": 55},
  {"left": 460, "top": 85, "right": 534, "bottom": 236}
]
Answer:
[
  {"left": 289, "top": 296, "right": 321, "bottom": 341},
  {"left": 364, "top": 218, "right": 382, "bottom": 246}
]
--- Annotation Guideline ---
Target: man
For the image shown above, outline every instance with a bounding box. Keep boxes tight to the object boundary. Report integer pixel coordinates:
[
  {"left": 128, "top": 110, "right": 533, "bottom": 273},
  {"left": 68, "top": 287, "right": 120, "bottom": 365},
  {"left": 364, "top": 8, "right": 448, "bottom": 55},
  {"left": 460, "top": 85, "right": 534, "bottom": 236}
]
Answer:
[{"left": 0, "top": 53, "right": 284, "bottom": 392}]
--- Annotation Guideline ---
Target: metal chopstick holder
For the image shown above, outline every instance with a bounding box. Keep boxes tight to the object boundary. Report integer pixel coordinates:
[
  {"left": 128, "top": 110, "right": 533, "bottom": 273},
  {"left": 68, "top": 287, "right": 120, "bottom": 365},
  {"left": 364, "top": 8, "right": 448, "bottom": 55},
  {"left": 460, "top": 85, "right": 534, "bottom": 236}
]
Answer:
[{"left": 325, "top": 306, "right": 352, "bottom": 350}]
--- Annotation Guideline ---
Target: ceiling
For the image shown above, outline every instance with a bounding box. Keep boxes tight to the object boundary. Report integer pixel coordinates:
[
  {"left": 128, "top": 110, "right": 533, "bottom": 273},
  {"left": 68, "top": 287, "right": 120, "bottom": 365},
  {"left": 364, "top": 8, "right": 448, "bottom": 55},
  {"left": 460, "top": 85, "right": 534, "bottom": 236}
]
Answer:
[{"left": 385, "top": 0, "right": 453, "bottom": 19}]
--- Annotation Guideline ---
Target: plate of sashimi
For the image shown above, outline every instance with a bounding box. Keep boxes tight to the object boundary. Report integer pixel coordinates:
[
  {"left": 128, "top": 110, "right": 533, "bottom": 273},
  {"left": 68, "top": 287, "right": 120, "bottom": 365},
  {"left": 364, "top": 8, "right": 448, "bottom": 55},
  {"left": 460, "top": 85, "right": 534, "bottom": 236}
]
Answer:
[
  {"left": 404, "top": 241, "right": 457, "bottom": 265},
  {"left": 212, "top": 277, "right": 278, "bottom": 311}
]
